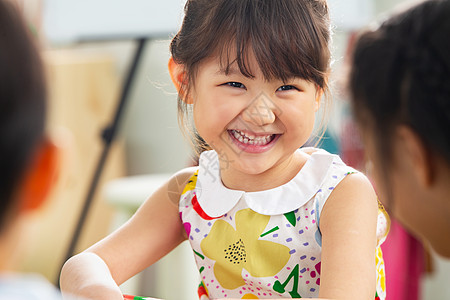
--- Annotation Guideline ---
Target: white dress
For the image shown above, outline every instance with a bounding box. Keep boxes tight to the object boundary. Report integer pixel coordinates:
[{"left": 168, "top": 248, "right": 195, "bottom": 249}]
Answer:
[{"left": 179, "top": 148, "right": 389, "bottom": 299}]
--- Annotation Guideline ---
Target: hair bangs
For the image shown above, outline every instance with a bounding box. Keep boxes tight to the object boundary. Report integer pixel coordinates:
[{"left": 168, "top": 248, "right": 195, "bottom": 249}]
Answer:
[{"left": 211, "top": 0, "right": 329, "bottom": 86}]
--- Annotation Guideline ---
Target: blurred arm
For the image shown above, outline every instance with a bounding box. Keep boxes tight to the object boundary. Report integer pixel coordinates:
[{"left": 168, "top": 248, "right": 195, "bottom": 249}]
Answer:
[{"left": 60, "top": 167, "right": 196, "bottom": 299}]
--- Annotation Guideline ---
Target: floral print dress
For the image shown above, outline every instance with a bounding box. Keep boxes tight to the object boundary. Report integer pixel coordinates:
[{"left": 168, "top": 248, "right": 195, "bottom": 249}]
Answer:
[{"left": 179, "top": 149, "right": 389, "bottom": 299}]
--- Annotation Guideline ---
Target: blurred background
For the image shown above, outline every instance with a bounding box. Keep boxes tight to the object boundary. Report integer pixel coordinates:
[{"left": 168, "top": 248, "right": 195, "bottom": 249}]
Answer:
[{"left": 12, "top": 0, "right": 450, "bottom": 299}]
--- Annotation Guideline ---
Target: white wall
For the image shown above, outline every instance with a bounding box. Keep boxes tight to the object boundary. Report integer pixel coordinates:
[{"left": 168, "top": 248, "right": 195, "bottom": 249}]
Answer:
[{"left": 121, "top": 39, "right": 192, "bottom": 175}]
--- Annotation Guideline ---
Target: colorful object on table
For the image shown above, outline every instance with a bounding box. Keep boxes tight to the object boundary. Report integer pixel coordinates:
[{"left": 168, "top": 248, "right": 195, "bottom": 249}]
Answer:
[{"left": 123, "top": 294, "right": 161, "bottom": 300}]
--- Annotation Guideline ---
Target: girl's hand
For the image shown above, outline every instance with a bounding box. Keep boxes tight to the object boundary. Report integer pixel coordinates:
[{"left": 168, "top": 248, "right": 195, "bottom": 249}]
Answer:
[
  {"left": 60, "top": 167, "right": 196, "bottom": 299},
  {"left": 60, "top": 252, "right": 123, "bottom": 300}
]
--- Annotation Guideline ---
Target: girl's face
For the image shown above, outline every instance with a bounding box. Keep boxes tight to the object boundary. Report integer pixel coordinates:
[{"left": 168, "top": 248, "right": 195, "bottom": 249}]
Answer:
[{"left": 190, "top": 52, "right": 321, "bottom": 188}]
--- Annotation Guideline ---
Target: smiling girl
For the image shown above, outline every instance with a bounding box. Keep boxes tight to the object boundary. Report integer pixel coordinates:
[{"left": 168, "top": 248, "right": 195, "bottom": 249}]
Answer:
[{"left": 60, "top": 1, "right": 389, "bottom": 299}]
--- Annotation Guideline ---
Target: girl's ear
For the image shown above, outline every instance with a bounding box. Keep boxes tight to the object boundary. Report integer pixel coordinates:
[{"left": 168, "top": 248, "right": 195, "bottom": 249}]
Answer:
[
  {"left": 314, "top": 75, "right": 329, "bottom": 111},
  {"left": 314, "top": 87, "right": 324, "bottom": 112},
  {"left": 168, "top": 57, "right": 193, "bottom": 104},
  {"left": 18, "top": 137, "right": 60, "bottom": 212}
]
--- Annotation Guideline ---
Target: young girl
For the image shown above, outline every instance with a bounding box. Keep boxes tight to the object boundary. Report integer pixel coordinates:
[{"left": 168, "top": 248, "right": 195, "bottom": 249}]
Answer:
[{"left": 60, "top": 0, "right": 389, "bottom": 299}]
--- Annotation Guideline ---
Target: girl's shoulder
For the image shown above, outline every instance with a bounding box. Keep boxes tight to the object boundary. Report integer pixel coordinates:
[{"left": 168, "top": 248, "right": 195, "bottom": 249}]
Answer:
[
  {"left": 168, "top": 166, "right": 199, "bottom": 198},
  {"left": 172, "top": 166, "right": 198, "bottom": 180},
  {"left": 320, "top": 162, "right": 378, "bottom": 228}
]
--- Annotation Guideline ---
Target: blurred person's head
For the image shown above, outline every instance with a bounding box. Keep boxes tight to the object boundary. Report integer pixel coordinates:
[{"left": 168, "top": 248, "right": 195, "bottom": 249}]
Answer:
[
  {"left": 0, "top": 0, "right": 59, "bottom": 268},
  {"left": 349, "top": 0, "right": 450, "bottom": 257}
]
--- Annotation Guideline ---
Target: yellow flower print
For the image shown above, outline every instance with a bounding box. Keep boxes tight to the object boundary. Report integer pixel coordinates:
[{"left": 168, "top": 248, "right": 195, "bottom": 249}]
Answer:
[
  {"left": 376, "top": 246, "right": 386, "bottom": 294},
  {"left": 201, "top": 208, "right": 291, "bottom": 290},
  {"left": 242, "top": 294, "right": 258, "bottom": 299}
]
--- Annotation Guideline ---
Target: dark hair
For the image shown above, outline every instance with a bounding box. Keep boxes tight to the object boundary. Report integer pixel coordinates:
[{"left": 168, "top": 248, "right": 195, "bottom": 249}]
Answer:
[
  {"left": 349, "top": 0, "right": 450, "bottom": 169},
  {"left": 0, "top": 1, "right": 47, "bottom": 227},
  {"left": 170, "top": 0, "right": 331, "bottom": 153}
]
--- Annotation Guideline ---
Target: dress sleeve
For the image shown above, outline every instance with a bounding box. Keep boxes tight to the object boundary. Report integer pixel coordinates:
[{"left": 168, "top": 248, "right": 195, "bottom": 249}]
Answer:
[
  {"left": 313, "top": 160, "right": 358, "bottom": 230},
  {"left": 376, "top": 199, "right": 391, "bottom": 246}
]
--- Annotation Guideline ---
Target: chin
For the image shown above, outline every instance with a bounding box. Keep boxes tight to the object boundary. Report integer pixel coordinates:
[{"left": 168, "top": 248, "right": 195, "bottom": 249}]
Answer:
[
  {"left": 402, "top": 217, "right": 450, "bottom": 259},
  {"left": 234, "top": 160, "right": 271, "bottom": 175},
  {"left": 429, "top": 238, "right": 450, "bottom": 258}
]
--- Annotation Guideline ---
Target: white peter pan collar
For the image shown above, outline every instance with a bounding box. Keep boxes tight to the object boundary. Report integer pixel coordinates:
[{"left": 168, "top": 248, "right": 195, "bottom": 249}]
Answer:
[{"left": 195, "top": 148, "right": 344, "bottom": 217}]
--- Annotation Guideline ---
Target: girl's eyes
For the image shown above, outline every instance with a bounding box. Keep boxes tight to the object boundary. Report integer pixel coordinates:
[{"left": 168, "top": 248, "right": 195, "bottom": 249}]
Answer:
[
  {"left": 224, "top": 82, "right": 246, "bottom": 89},
  {"left": 277, "top": 85, "right": 298, "bottom": 92},
  {"left": 222, "top": 82, "right": 300, "bottom": 92}
]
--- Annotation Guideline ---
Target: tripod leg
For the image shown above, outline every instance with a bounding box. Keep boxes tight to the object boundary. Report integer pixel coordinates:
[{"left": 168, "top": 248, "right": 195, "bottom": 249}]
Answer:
[{"left": 57, "top": 38, "right": 148, "bottom": 286}]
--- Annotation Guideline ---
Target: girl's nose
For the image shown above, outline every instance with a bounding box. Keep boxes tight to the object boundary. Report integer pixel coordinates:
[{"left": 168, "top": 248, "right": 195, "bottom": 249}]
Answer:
[{"left": 241, "top": 92, "right": 277, "bottom": 126}]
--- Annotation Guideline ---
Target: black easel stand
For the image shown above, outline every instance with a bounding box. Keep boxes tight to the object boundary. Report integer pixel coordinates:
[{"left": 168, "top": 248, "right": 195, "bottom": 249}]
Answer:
[{"left": 57, "top": 38, "right": 147, "bottom": 286}]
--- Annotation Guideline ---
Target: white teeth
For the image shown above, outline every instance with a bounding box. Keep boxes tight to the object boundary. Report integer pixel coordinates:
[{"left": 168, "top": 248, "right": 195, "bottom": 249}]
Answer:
[{"left": 231, "top": 130, "right": 274, "bottom": 145}]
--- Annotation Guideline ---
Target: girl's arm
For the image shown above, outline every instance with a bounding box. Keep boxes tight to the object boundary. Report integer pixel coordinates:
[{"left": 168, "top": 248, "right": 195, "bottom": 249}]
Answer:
[
  {"left": 60, "top": 167, "right": 196, "bottom": 299},
  {"left": 318, "top": 172, "right": 379, "bottom": 300}
]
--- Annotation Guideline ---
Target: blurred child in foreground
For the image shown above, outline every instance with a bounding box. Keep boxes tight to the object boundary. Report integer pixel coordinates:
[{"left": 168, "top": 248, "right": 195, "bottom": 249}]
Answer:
[
  {"left": 349, "top": 0, "right": 450, "bottom": 258},
  {"left": 0, "top": 0, "right": 63, "bottom": 298}
]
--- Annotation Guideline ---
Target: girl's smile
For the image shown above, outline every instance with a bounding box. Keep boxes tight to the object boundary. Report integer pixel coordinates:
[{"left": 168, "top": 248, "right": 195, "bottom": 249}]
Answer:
[{"left": 227, "top": 129, "right": 280, "bottom": 153}]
